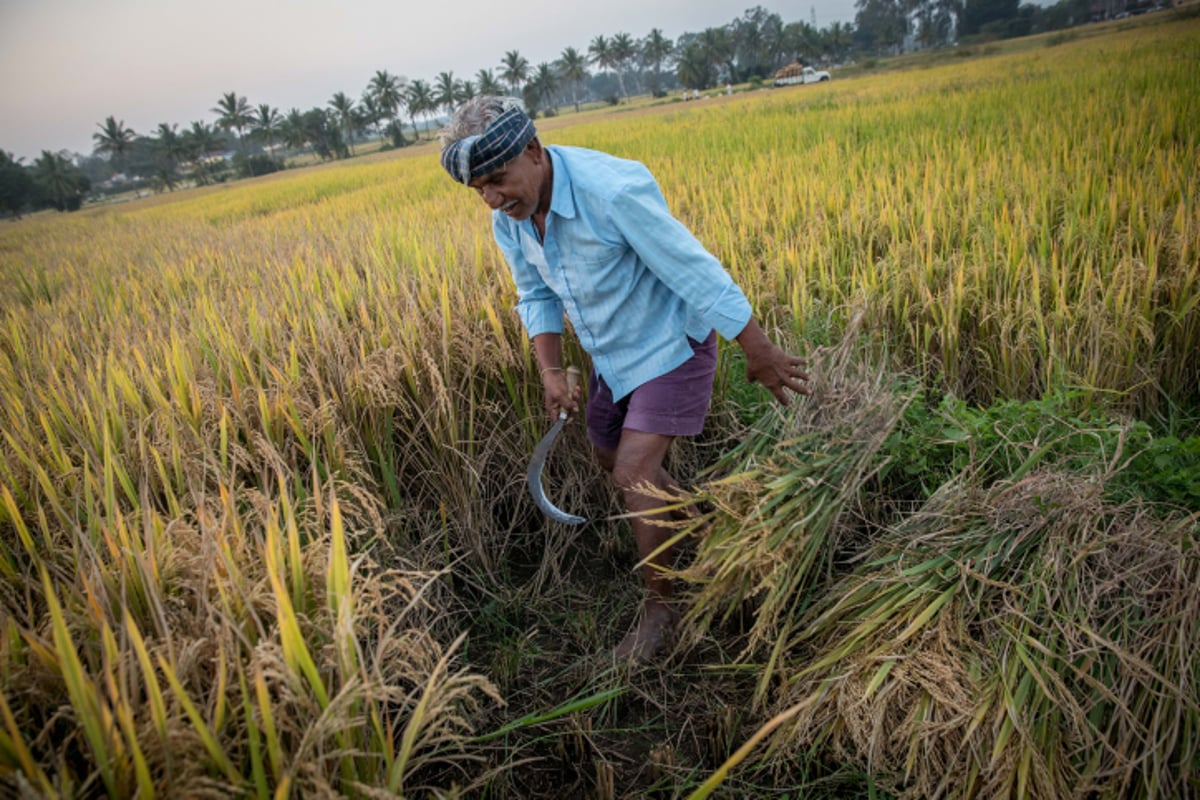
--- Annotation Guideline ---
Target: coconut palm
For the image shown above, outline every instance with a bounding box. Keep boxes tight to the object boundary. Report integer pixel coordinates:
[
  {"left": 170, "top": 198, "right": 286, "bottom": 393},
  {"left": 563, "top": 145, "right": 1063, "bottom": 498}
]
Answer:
[
  {"left": 699, "top": 27, "right": 737, "bottom": 85},
  {"left": 359, "top": 92, "right": 384, "bottom": 140},
  {"left": 281, "top": 108, "right": 310, "bottom": 157},
  {"left": 732, "top": 7, "right": 783, "bottom": 80},
  {"left": 782, "top": 21, "right": 820, "bottom": 63},
  {"left": 676, "top": 41, "right": 716, "bottom": 90},
  {"left": 184, "top": 120, "right": 220, "bottom": 154},
  {"left": 33, "top": 150, "right": 88, "bottom": 211},
  {"left": 824, "top": 21, "right": 855, "bottom": 63},
  {"left": 588, "top": 34, "right": 613, "bottom": 81},
  {"left": 556, "top": 46, "right": 589, "bottom": 112},
  {"left": 154, "top": 123, "right": 183, "bottom": 158},
  {"left": 640, "top": 29, "right": 675, "bottom": 95},
  {"left": 153, "top": 123, "right": 187, "bottom": 189},
  {"left": 298, "top": 108, "right": 344, "bottom": 160},
  {"left": 434, "top": 71, "right": 457, "bottom": 116},
  {"left": 455, "top": 79, "right": 476, "bottom": 106},
  {"left": 92, "top": 116, "right": 136, "bottom": 170},
  {"left": 328, "top": 92, "right": 358, "bottom": 156},
  {"left": 499, "top": 50, "right": 530, "bottom": 96},
  {"left": 525, "top": 62, "right": 559, "bottom": 117},
  {"left": 368, "top": 69, "right": 406, "bottom": 144},
  {"left": 1, "top": 151, "right": 33, "bottom": 218},
  {"left": 475, "top": 68, "right": 504, "bottom": 97},
  {"left": 211, "top": 92, "right": 254, "bottom": 170},
  {"left": 252, "top": 104, "right": 283, "bottom": 164},
  {"left": 610, "top": 32, "right": 637, "bottom": 99},
  {"left": 756, "top": 11, "right": 788, "bottom": 75},
  {"left": 181, "top": 121, "right": 221, "bottom": 184},
  {"left": 405, "top": 79, "right": 435, "bottom": 140}
]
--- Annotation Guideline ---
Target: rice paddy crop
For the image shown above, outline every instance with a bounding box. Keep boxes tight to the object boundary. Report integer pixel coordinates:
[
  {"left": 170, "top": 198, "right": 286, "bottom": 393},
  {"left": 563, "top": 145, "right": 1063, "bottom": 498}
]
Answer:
[{"left": 1, "top": 13, "right": 1198, "bottom": 799}]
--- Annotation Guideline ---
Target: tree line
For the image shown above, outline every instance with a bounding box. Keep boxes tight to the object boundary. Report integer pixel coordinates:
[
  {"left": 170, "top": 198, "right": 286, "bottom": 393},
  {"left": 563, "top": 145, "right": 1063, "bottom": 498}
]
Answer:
[{"left": 2, "top": 0, "right": 1103, "bottom": 217}]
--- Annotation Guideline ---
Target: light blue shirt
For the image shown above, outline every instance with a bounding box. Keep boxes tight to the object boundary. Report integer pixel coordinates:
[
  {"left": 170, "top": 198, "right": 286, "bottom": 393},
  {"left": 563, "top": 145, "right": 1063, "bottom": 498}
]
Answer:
[{"left": 492, "top": 145, "right": 753, "bottom": 401}]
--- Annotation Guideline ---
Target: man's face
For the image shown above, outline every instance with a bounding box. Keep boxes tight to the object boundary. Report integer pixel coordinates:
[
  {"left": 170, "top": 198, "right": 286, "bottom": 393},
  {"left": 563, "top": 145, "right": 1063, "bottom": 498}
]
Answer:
[{"left": 468, "top": 140, "right": 547, "bottom": 221}]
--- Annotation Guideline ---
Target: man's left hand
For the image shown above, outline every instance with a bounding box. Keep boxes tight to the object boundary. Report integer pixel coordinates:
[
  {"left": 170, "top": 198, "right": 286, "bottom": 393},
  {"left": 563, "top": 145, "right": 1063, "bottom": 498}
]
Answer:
[{"left": 735, "top": 319, "right": 811, "bottom": 405}]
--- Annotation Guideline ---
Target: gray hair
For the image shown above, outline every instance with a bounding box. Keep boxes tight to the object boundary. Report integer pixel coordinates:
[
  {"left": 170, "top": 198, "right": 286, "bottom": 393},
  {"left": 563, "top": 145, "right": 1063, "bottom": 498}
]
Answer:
[{"left": 439, "top": 95, "right": 528, "bottom": 148}]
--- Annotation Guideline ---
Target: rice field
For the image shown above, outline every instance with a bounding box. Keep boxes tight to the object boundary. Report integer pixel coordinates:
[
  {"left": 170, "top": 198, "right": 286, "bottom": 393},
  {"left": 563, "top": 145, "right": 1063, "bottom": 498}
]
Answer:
[{"left": 1, "top": 12, "right": 1198, "bottom": 799}]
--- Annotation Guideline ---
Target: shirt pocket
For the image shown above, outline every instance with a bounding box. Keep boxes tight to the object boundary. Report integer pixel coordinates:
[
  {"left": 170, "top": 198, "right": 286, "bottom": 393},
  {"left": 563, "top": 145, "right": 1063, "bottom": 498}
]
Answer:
[{"left": 565, "top": 236, "right": 625, "bottom": 265}]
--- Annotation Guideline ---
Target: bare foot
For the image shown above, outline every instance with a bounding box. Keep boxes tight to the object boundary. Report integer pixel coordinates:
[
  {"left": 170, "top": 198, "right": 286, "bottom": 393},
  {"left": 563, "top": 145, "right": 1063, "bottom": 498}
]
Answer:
[{"left": 614, "top": 601, "right": 678, "bottom": 662}]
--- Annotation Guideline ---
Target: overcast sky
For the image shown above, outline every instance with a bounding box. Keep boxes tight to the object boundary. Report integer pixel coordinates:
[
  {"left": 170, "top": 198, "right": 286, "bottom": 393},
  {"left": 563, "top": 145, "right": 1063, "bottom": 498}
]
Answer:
[{"left": 0, "top": 0, "right": 858, "bottom": 162}]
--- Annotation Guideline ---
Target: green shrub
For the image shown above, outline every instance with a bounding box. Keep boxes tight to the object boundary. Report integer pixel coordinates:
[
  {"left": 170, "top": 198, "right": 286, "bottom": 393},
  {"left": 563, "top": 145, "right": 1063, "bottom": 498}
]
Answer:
[
  {"left": 1120, "top": 434, "right": 1200, "bottom": 509},
  {"left": 875, "top": 390, "right": 1196, "bottom": 507}
]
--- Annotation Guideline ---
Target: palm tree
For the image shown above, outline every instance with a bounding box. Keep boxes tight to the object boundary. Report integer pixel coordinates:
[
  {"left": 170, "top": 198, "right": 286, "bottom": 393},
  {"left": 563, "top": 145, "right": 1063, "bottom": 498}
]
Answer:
[
  {"left": 756, "top": 12, "right": 787, "bottom": 76},
  {"left": 455, "top": 79, "right": 476, "bottom": 106},
  {"left": 359, "top": 92, "right": 384, "bottom": 140},
  {"left": 211, "top": 92, "right": 254, "bottom": 169},
  {"left": 610, "top": 32, "right": 637, "bottom": 99},
  {"left": 405, "top": 79, "right": 435, "bottom": 140},
  {"left": 640, "top": 29, "right": 675, "bottom": 95},
  {"left": 0, "top": 151, "right": 33, "bottom": 218},
  {"left": 591, "top": 34, "right": 631, "bottom": 101},
  {"left": 328, "top": 92, "right": 357, "bottom": 156},
  {"left": 556, "top": 47, "right": 589, "bottom": 112},
  {"left": 699, "top": 27, "right": 737, "bottom": 85},
  {"left": 185, "top": 120, "right": 220, "bottom": 154},
  {"left": 154, "top": 122, "right": 183, "bottom": 157},
  {"left": 153, "top": 123, "right": 186, "bottom": 190},
  {"left": 181, "top": 121, "right": 221, "bottom": 184},
  {"left": 281, "top": 108, "right": 310, "bottom": 158},
  {"left": 368, "top": 69, "right": 406, "bottom": 144},
  {"left": 475, "top": 68, "right": 504, "bottom": 96},
  {"left": 588, "top": 34, "right": 612, "bottom": 81},
  {"left": 299, "top": 108, "right": 344, "bottom": 160},
  {"left": 499, "top": 50, "right": 530, "bottom": 96},
  {"left": 434, "top": 71, "right": 457, "bottom": 116},
  {"left": 525, "top": 62, "right": 559, "bottom": 117},
  {"left": 252, "top": 104, "right": 283, "bottom": 164},
  {"left": 729, "top": 7, "right": 786, "bottom": 79},
  {"left": 92, "top": 116, "right": 136, "bottom": 171},
  {"left": 824, "top": 21, "right": 855, "bottom": 63},
  {"left": 33, "top": 150, "right": 87, "bottom": 211},
  {"left": 676, "top": 42, "right": 715, "bottom": 90},
  {"left": 782, "top": 21, "right": 820, "bottom": 63}
]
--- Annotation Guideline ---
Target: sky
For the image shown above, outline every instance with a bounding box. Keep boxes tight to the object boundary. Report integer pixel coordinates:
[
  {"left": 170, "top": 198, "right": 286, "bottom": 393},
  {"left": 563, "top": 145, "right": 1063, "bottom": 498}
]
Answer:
[{"left": 0, "top": 0, "right": 858, "bottom": 162}]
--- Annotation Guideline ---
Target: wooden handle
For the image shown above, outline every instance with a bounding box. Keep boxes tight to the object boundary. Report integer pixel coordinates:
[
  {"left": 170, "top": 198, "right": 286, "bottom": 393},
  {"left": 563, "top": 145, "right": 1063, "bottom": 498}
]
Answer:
[{"left": 565, "top": 365, "right": 581, "bottom": 397}]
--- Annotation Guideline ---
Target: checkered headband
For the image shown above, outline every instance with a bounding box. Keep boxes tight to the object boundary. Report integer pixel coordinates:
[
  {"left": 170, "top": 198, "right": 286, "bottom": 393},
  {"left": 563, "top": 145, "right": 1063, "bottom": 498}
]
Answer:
[{"left": 441, "top": 106, "right": 537, "bottom": 185}]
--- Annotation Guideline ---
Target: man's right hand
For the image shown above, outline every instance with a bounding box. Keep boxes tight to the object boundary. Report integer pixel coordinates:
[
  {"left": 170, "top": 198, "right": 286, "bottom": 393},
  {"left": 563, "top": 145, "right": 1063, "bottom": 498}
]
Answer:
[{"left": 541, "top": 367, "right": 581, "bottom": 420}]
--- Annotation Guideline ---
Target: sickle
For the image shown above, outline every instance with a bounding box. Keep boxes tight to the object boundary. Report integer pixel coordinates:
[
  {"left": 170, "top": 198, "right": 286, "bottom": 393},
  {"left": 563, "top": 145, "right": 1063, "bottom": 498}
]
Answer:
[{"left": 526, "top": 366, "right": 586, "bottom": 525}]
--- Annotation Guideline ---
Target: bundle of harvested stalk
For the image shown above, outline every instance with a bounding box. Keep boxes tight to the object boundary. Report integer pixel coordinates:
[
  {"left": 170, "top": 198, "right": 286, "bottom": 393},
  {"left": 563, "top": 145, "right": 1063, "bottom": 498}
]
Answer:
[
  {"left": 672, "top": 320, "right": 909, "bottom": 698},
  {"left": 757, "top": 468, "right": 1200, "bottom": 799},
  {"left": 671, "top": 318, "right": 1200, "bottom": 799}
]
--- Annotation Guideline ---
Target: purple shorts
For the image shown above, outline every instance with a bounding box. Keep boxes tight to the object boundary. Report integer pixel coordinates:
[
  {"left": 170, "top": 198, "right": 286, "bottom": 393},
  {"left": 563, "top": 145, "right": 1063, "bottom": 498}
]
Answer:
[{"left": 586, "top": 331, "right": 718, "bottom": 451}]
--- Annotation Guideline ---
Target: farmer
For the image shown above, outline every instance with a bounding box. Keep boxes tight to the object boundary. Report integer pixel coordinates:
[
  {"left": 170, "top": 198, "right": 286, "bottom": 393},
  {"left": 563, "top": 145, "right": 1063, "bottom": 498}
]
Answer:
[{"left": 440, "top": 96, "right": 810, "bottom": 661}]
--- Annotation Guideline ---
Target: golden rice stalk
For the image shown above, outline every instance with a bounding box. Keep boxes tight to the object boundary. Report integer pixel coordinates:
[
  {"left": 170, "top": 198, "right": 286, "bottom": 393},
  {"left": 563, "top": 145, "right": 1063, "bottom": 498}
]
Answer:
[
  {"left": 758, "top": 470, "right": 1200, "bottom": 799},
  {"left": 676, "top": 317, "right": 906, "bottom": 702}
]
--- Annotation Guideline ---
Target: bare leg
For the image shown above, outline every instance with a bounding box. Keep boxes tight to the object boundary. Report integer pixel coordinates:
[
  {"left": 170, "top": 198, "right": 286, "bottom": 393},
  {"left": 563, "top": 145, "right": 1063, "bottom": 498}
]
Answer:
[{"left": 597, "top": 430, "right": 682, "bottom": 661}]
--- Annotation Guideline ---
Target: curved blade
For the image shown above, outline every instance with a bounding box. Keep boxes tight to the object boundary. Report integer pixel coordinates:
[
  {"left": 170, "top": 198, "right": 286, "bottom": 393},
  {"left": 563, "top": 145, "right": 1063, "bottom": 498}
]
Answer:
[{"left": 526, "top": 413, "right": 586, "bottom": 525}]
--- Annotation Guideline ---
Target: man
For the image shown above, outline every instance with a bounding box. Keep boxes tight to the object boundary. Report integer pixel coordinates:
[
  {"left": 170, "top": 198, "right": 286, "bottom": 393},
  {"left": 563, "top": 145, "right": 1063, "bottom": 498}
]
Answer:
[{"left": 441, "top": 96, "right": 809, "bottom": 661}]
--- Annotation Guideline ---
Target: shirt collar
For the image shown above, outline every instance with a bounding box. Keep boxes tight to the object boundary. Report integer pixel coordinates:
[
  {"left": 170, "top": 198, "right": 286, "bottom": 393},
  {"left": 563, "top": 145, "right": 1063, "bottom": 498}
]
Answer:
[{"left": 546, "top": 147, "right": 577, "bottom": 220}]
